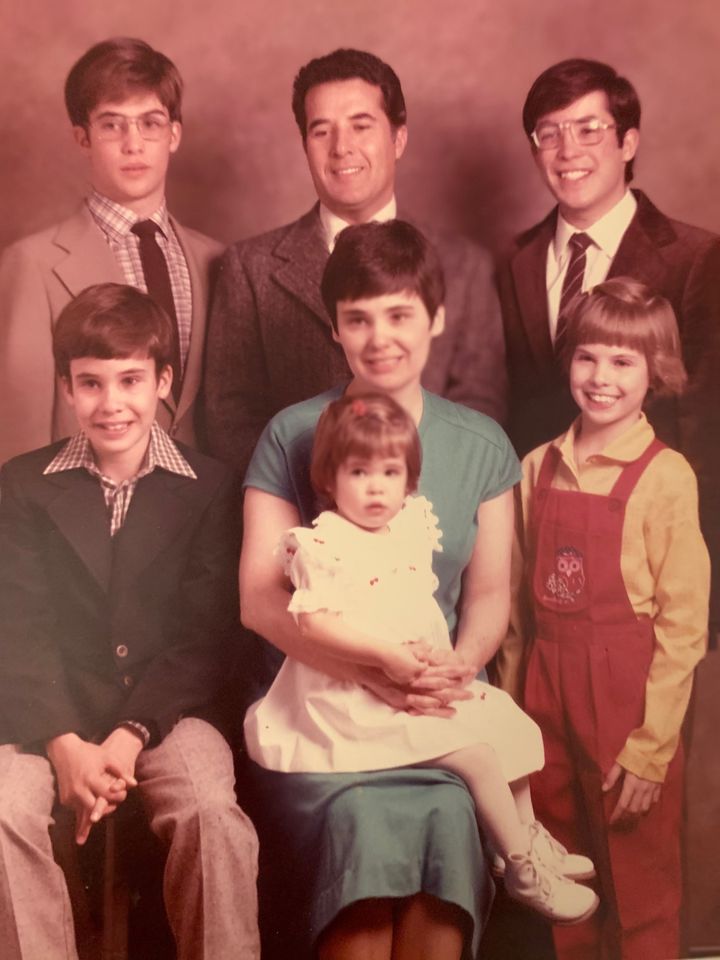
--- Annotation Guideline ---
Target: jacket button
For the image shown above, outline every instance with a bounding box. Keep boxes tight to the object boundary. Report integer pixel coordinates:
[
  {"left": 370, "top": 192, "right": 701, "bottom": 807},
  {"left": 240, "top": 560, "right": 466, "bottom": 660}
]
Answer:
[
  {"left": 122, "top": 674, "right": 134, "bottom": 688},
  {"left": 116, "top": 644, "right": 129, "bottom": 658}
]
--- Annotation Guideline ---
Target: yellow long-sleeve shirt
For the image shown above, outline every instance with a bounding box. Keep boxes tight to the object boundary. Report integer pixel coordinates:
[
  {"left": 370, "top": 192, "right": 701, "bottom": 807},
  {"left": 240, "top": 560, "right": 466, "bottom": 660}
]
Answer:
[{"left": 498, "top": 414, "right": 709, "bottom": 782}]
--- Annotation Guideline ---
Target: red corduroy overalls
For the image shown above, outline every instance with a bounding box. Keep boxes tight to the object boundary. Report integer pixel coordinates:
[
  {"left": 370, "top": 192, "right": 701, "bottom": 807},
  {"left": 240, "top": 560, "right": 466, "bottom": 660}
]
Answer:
[{"left": 524, "top": 438, "right": 683, "bottom": 960}]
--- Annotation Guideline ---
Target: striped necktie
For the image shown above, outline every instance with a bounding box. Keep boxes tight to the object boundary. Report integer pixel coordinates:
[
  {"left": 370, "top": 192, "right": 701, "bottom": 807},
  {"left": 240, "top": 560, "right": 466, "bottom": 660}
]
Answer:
[{"left": 555, "top": 232, "right": 592, "bottom": 350}]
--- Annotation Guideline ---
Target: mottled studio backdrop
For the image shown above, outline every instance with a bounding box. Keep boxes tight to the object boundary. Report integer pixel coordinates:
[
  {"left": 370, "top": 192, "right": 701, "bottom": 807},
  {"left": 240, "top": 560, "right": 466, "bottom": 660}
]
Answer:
[{"left": 2, "top": 0, "right": 719, "bottom": 949}]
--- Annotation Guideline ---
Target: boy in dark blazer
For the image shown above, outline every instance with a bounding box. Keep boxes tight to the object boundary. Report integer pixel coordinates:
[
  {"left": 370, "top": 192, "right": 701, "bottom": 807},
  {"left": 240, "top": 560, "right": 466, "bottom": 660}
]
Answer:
[{"left": 0, "top": 284, "right": 259, "bottom": 960}]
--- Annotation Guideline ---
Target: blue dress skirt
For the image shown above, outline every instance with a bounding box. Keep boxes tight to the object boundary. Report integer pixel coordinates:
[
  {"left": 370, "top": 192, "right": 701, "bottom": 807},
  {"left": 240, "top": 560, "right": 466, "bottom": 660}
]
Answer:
[{"left": 249, "top": 761, "right": 494, "bottom": 958}]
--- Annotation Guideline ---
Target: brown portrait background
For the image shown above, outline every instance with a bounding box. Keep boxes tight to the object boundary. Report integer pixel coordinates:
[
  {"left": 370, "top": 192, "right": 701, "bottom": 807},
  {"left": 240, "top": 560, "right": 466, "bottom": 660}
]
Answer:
[{"left": 2, "top": 0, "right": 719, "bottom": 950}]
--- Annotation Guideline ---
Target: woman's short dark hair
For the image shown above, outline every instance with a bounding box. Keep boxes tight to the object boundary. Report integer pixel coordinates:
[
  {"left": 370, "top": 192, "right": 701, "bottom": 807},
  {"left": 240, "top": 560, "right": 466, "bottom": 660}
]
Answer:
[
  {"left": 522, "top": 59, "right": 640, "bottom": 181},
  {"left": 65, "top": 37, "right": 183, "bottom": 127},
  {"left": 321, "top": 220, "right": 445, "bottom": 330},
  {"left": 292, "top": 48, "right": 406, "bottom": 140},
  {"left": 53, "top": 283, "right": 175, "bottom": 380}
]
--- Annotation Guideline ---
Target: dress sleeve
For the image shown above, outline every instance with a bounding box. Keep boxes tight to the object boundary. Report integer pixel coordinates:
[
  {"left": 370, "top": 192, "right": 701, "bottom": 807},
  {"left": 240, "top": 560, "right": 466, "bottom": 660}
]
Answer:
[{"left": 277, "top": 526, "right": 345, "bottom": 618}]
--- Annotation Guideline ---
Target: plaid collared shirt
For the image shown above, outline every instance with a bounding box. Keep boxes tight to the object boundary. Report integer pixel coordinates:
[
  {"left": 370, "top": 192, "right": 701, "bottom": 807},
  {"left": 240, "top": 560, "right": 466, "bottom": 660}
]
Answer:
[
  {"left": 44, "top": 422, "right": 196, "bottom": 536},
  {"left": 87, "top": 191, "right": 193, "bottom": 370}
]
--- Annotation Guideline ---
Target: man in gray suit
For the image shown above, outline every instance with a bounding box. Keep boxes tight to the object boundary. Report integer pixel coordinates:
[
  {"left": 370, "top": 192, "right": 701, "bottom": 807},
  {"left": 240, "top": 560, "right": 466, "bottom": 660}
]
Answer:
[
  {"left": 203, "top": 48, "right": 506, "bottom": 476},
  {"left": 0, "top": 38, "right": 222, "bottom": 465}
]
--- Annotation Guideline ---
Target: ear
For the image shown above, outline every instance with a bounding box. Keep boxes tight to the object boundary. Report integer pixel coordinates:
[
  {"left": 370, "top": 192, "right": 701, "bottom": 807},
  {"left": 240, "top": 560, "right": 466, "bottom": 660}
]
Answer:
[
  {"left": 393, "top": 124, "right": 408, "bottom": 160},
  {"left": 621, "top": 127, "right": 639, "bottom": 162},
  {"left": 331, "top": 323, "right": 341, "bottom": 343},
  {"left": 156, "top": 365, "right": 173, "bottom": 399},
  {"left": 72, "top": 125, "right": 91, "bottom": 151},
  {"left": 168, "top": 121, "right": 182, "bottom": 155},
  {"left": 60, "top": 375, "right": 75, "bottom": 404},
  {"left": 429, "top": 305, "right": 446, "bottom": 339}
]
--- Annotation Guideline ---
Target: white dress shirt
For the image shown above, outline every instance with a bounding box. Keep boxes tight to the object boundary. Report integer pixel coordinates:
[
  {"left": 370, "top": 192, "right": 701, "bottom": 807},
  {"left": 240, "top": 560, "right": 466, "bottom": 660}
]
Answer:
[
  {"left": 546, "top": 190, "right": 638, "bottom": 339},
  {"left": 320, "top": 197, "right": 398, "bottom": 252}
]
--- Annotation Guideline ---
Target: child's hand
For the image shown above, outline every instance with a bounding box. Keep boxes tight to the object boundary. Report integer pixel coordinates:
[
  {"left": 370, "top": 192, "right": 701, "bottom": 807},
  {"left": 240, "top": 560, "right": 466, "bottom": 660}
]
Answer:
[
  {"left": 46, "top": 733, "right": 133, "bottom": 843},
  {"left": 381, "top": 644, "right": 428, "bottom": 685},
  {"left": 602, "top": 761, "right": 662, "bottom": 826}
]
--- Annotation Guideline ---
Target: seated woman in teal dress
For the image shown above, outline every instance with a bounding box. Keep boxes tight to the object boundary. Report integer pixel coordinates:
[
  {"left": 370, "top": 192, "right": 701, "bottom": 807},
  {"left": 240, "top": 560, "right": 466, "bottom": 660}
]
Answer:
[{"left": 241, "top": 220, "right": 520, "bottom": 960}]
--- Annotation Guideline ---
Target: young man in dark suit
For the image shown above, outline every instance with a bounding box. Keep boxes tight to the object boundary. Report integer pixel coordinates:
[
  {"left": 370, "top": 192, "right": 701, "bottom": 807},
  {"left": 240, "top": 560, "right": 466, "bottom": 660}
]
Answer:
[
  {"left": 203, "top": 48, "right": 507, "bottom": 478},
  {"left": 0, "top": 38, "right": 222, "bottom": 465},
  {"left": 0, "top": 284, "right": 259, "bottom": 960},
  {"left": 498, "top": 58, "right": 720, "bottom": 642}
]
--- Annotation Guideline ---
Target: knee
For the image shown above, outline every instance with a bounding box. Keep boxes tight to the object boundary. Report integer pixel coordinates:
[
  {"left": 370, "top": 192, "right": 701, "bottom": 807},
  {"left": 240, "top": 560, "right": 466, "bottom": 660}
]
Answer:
[{"left": 173, "top": 788, "right": 259, "bottom": 856}]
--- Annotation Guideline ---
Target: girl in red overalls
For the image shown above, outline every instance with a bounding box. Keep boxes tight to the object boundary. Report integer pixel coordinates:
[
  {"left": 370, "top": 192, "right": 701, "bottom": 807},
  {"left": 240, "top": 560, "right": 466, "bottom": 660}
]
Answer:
[{"left": 499, "top": 278, "right": 710, "bottom": 960}]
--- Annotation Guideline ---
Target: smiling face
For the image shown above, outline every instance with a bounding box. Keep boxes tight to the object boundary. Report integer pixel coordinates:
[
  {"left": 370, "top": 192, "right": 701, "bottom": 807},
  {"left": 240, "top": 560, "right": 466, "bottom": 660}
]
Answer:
[
  {"left": 62, "top": 354, "right": 172, "bottom": 481},
  {"left": 333, "top": 292, "right": 445, "bottom": 404},
  {"left": 532, "top": 90, "right": 638, "bottom": 228},
  {"left": 332, "top": 453, "right": 408, "bottom": 531},
  {"left": 570, "top": 342, "right": 649, "bottom": 446},
  {"left": 303, "top": 77, "right": 407, "bottom": 223},
  {"left": 74, "top": 91, "right": 181, "bottom": 217}
]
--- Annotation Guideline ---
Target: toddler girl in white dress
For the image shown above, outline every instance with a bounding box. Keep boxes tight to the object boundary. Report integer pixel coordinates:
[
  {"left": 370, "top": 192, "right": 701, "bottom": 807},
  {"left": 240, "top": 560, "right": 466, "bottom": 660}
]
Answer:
[{"left": 244, "top": 393, "right": 598, "bottom": 924}]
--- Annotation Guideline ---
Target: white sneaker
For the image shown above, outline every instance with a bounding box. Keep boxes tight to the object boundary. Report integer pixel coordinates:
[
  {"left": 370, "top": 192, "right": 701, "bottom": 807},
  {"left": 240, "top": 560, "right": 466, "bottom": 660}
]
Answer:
[
  {"left": 504, "top": 852, "right": 599, "bottom": 926},
  {"left": 490, "top": 823, "right": 595, "bottom": 882},
  {"left": 529, "top": 821, "right": 596, "bottom": 881}
]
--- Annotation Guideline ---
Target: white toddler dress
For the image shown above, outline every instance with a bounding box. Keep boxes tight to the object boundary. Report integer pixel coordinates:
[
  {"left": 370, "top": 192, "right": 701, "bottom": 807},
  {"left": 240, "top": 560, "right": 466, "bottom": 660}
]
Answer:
[{"left": 244, "top": 496, "right": 544, "bottom": 781}]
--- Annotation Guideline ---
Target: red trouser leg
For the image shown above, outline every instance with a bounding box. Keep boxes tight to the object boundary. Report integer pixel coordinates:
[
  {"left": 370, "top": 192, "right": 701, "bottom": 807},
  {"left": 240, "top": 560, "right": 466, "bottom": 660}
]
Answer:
[{"left": 526, "top": 636, "right": 683, "bottom": 960}]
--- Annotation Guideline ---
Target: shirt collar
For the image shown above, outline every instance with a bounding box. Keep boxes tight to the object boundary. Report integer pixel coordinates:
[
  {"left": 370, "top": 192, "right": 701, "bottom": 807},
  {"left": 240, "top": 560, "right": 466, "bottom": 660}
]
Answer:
[
  {"left": 319, "top": 196, "right": 397, "bottom": 251},
  {"left": 554, "top": 189, "right": 637, "bottom": 263},
  {"left": 87, "top": 190, "right": 170, "bottom": 243},
  {"left": 554, "top": 411, "right": 655, "bottom": 470},
  {"left": 44, "top": 421, "right": 196, "bottom": 481}
]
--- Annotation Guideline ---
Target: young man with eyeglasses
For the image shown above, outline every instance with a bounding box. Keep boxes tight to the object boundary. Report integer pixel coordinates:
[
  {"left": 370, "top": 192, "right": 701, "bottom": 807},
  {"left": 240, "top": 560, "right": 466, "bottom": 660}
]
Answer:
[
  {"left": 0, "top": 38, "right": 222, "bottom": 464},
  {"left": 497, "top": 57, "right": 720, "bottom": 652}
]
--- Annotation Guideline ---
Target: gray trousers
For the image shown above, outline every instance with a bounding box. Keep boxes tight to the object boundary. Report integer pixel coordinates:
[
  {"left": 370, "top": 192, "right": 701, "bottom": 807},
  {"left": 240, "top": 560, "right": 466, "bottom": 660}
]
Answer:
[{"left": 0, "top": 718, "right": 260, "bottom": 960}]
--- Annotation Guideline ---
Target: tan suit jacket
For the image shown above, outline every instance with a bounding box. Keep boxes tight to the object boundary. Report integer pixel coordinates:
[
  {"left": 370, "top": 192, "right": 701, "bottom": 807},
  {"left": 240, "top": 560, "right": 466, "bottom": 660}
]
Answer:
[{"left": 0, "top": 204, "right": 223, "bottom": 463}]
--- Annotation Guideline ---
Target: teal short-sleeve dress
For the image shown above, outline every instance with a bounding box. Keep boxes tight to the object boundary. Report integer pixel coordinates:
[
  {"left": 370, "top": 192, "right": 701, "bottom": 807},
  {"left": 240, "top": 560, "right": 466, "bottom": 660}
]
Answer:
[{"left": 244, "top": 386, "right": 521, "bottom": 958}]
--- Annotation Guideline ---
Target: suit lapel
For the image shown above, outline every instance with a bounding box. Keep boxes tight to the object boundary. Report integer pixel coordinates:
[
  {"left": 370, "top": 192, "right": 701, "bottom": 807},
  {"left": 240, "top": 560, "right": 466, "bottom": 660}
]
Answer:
[
  {"left": 610, "top": 191, "right": 676, "bottom": 291},
  {"left": 109, "top": 470, "right": 197, "bottom": 600},
  {"left": 51, "top": 206, "right": 124, "bottom": 296},
  {"left": 271, "top": 206, "right": 331, "bottom": 325},
  {"left": 512, "top": 212, "right": 557, "bottom": 370},
  {"left": 167, "top": 217, "right": 202, "bottom": 423},
  {"left": 45, "top": 470, "right": 113, "bottom": 592}
]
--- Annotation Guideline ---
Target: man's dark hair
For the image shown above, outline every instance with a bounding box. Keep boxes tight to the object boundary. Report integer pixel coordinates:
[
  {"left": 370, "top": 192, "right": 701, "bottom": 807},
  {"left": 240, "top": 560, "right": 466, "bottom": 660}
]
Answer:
[
  {"left": 54, "top": 283, "right": 175, "bottom": 380},
  {"left": 292, "top": 48, "right": 406, "bottom": 140},
  {"left": 522, "top": 59, "right": 641, "bottom": 181},
  {"left": 321, "top": 220, "right": 445, "bottom": 330},
  {"left": 65, "top": 37, "right": 183, "bottom": 127}
]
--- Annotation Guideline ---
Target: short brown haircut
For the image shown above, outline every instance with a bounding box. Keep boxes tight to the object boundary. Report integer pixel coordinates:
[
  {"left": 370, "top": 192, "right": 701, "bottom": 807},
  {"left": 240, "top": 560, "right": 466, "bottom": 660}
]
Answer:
[
  {"left": 522, "top": 59, "right": 640, "bottom": 182},
  {"left": 559, "top": 278, "right": 687, "bottom": 396},
  {"left": 292, "top": 48, "right": 406, "bottom": 141},
  {"left": 311, "top": 393, "right": 422, "bottom": 504},
  {"left": 320, "top": 220, "right": 445, "bottom": 331},
  {"left": 65, "top": 37, "right": 183, "bottom": 127},
  {"left": 53, "top": 283, "right": 175, "bottom": 380}
]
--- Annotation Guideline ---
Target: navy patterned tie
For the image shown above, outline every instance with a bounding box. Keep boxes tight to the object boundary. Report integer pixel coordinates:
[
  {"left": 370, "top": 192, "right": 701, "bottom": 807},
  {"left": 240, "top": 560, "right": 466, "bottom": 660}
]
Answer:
[
  {"left": 131, "top": 220, "right": 182, "bottom": 402},
  {"left": 555, "top": 232, "right": 592, "bottom": 351}
]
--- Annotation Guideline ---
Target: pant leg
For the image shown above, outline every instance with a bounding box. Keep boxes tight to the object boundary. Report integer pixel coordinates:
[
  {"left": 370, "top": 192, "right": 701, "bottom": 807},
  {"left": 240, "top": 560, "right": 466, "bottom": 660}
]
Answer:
[
  {"left": 526, "top": 640, "right": 607, "bottom": 960},
  {"left": 0, "top": 744, "right": 78, "bottom": 960},
  {"left": 135, "top": 717, "right": 260, "bottom": 960}
]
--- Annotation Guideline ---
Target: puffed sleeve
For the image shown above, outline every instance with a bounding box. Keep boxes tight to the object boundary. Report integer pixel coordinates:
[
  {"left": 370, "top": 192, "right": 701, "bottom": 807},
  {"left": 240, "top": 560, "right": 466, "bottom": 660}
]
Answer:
[{"left": 276, "top": 522, "right": 345, "bottom": 618}]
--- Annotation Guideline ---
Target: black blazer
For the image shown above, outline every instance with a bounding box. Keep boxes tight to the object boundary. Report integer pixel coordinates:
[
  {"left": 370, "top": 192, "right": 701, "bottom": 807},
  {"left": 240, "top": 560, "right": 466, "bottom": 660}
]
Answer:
[
  {"left": 498, "top": 189, "right": 720, "bottom": 624},
  {"left": 0, "top": 440, "right": 242, "bottom": 747}
]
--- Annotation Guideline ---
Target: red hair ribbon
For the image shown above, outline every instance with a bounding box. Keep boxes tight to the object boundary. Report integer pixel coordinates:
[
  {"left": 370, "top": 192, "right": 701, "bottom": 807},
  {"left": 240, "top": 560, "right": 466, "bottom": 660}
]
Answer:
[{"left": 350, "top": 399, "right": 367, "bottom": 416}]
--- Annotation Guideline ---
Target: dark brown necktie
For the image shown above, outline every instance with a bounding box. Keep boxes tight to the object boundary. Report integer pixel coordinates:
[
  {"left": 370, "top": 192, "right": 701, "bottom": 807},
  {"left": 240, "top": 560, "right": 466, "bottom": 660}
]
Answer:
[
  {"left": 131, "top": 220, "right": 182, "bottom": 402},
  {"left": 555, "top": 232, "right": 592, "bottom": 351}
]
